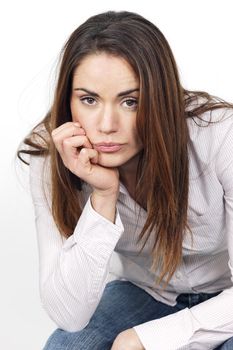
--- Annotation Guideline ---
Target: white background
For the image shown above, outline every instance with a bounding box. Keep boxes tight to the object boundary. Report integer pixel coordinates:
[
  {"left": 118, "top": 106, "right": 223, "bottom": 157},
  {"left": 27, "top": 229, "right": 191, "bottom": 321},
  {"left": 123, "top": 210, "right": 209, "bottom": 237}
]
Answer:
[{"left": 1, "top": 0, "right": 233, "bottom": 349}]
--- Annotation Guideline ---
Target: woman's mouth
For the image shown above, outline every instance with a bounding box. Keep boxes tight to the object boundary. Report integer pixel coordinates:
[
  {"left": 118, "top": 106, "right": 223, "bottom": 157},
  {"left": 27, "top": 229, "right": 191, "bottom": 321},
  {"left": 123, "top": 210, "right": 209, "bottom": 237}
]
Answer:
[{"left": 93, "top": 143, "right": 124, "bottom": 153}]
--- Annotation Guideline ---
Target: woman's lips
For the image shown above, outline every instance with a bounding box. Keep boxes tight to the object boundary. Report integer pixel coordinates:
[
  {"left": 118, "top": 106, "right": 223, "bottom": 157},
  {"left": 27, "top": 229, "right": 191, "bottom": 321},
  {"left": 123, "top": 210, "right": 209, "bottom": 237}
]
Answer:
[{"left": 94, "top": 144, "right": 123, "bottom": 153}]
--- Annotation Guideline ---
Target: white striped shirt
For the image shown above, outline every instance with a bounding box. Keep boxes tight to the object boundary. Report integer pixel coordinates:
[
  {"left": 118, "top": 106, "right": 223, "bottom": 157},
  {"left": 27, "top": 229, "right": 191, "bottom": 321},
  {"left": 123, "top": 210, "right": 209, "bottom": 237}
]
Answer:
[{"left": 30, "top": 107, "right": 233, "bottom": 349}]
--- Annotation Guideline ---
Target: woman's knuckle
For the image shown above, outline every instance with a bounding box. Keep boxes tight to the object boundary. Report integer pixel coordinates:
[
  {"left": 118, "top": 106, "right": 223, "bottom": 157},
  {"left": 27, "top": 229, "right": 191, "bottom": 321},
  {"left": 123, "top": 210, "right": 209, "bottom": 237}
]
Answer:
[
  {"left": 80, "top": 148, "right": 87, "bottom": 155},
  {"left": 62, "top": 138, "right": 70, "bottom": 146}
]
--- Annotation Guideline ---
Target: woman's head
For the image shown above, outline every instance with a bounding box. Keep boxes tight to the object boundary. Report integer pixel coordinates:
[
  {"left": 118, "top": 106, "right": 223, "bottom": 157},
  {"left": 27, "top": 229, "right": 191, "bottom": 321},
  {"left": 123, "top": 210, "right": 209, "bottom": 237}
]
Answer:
[
  {"left": 53, "top": 10, "right": 185, "bottom": 170},
  {"left": 70, "top": 52, "right": 142, "bottom": 170}
]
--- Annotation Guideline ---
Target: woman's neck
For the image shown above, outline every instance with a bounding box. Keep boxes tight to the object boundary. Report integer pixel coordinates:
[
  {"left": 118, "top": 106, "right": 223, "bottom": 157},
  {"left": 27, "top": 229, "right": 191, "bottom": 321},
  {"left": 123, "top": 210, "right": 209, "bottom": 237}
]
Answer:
[
  {"left": 119, "top": 154, "right": 139, "bottom": 193},
  {"left": 119, "top": 153, "right": 147, "bottom": 211}
]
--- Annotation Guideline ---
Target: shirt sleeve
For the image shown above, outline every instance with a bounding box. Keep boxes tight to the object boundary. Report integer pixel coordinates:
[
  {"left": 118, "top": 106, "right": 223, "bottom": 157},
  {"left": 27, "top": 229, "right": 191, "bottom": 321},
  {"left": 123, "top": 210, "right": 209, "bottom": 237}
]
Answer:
[
  {"left": 133, "top": 117, "right": 233, "bottom": 350},
  {"left": 29, "top": 154, "right": 124, "bottom": 332}
]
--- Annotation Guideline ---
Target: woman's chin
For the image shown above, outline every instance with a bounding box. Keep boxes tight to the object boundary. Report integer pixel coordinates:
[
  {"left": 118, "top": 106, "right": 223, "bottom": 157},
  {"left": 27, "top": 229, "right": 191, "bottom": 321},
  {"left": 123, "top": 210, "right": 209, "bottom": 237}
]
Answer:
[{"left": 95, "top": 154, "right": 123, "bottom": 168}]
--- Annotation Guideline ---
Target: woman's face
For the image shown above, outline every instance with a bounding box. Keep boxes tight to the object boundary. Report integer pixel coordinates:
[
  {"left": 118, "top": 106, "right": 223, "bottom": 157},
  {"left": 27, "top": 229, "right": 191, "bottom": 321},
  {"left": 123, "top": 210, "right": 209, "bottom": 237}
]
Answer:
[{"left": 70, "top": 52, "right": 143, "bottom": 169}]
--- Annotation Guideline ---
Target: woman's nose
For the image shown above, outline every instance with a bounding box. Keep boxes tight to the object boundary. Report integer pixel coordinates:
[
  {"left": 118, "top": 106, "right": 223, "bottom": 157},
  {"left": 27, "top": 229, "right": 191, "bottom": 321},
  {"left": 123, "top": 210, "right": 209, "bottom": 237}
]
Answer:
[{"left": 98, "top": 105, "right": 118, "bottom": 134}]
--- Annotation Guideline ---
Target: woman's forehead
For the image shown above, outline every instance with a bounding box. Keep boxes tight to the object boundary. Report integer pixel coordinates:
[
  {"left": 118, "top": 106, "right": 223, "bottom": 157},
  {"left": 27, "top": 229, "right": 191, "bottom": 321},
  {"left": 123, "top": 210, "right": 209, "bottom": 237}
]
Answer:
[
  {"left": 73, "top": 53, "right": 138, "bottom": 81},
  {"left": 72, "top": 53, "right": 139, "bottom": 93}
]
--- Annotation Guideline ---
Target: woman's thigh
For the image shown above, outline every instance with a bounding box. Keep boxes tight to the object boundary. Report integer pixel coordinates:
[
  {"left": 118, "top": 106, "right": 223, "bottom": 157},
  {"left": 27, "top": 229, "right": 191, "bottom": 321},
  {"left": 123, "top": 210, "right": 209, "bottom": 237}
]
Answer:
[{"left": 43, "top": 280, "right": 178, "bottom": 350}]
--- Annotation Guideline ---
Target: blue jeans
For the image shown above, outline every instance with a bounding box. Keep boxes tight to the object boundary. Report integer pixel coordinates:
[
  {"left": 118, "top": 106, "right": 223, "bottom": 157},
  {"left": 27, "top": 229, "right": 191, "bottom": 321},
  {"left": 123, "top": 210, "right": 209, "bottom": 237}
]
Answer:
[{"left": 43, "top": 280, "right": 233, "bottom": 349}]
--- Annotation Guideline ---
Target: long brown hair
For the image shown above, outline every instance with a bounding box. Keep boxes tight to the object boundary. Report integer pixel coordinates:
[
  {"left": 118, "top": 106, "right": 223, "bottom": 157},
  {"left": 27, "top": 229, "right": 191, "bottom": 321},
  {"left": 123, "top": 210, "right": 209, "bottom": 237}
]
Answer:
[{"left": 17, "top": 11, "right": 233, "bottom": 285}]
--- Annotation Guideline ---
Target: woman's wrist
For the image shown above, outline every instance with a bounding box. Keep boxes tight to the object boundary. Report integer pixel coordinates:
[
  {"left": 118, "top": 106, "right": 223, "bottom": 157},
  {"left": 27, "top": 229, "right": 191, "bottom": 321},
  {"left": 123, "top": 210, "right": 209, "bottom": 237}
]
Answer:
[{"left": 91, "top": 190, "right": 119, "bottom": 223}]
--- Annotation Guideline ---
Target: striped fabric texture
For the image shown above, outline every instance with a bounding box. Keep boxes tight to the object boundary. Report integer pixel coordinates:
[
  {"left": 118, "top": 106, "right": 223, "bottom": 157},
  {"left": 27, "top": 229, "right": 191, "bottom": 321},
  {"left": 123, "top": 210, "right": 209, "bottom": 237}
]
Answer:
[{"left": 29, "top": 107, "right": 233, "bottom": 349}]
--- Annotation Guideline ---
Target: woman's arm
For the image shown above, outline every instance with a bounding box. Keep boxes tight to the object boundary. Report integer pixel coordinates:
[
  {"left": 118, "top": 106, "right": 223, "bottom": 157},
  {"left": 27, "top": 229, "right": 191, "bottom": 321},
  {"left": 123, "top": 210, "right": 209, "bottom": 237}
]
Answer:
[
  {"left": 30, "top": 155, "right": 124, "bottom": 332},
  {"left": 132, "top": 117, "right": 233, "bottom": 350}
]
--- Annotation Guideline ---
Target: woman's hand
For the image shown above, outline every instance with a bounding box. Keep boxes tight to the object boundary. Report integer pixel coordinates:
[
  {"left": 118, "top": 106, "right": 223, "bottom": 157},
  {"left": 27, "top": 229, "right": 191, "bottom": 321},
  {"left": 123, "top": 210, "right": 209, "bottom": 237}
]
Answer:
[
  {"left": 111, "top": 328, "right": 145, "bottom": 350},
  {"left": 51, "top": 121, "right": 119, "bottom": 196}
]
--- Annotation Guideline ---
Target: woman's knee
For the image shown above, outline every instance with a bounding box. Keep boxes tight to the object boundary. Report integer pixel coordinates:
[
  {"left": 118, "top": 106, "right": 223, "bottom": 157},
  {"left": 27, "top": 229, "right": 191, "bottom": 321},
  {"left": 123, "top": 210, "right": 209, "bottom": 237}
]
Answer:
[
  {"left": 43, "top": 327, "right": 112, "bottom": 350},
  {"left": 43, "top": 329, "right": 75, "bottom": 350},
  {"left": 216, "top": 336, "right": 233, "bottom": 350}
]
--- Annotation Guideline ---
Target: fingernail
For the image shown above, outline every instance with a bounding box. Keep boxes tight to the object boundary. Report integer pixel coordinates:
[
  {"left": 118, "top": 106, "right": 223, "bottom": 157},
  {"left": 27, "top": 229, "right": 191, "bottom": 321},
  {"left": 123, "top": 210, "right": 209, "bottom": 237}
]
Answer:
[{"left": 74, "top": 122, "right": 80, "bottom": 126}]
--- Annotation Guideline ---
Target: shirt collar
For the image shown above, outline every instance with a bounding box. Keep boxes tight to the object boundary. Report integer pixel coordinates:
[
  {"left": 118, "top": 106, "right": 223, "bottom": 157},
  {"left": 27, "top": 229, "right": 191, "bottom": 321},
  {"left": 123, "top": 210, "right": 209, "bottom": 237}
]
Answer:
[{"left": 119, "top": 181, "right": 129, "bottom": 195}]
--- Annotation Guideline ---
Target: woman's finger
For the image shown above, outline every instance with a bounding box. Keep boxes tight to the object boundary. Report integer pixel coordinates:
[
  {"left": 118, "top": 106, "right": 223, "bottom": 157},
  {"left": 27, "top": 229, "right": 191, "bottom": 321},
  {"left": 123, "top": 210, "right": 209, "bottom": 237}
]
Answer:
[
  {"left": 52, "top": 124, "right": 85, "bottom": 144},
  {"left": 60, "top": 135, "right": 93, "bottom": 170},
  {"left": 79, "top": 148, "right": 98, "bottom": 165},
  {"left": 52, "top": 126, "right": 87, "bottom": 154},
  {"left": 63, "top": 147, "right": 98, "bottom": 176},
  {"left": 76, "top": 148, "right": 99, "bottom": 174},
  {"left": 51, "top": 121, "right": 81, "bottom": 137},
  {"left": 62, "top": 135, "right": 93, "bottom": 152}
]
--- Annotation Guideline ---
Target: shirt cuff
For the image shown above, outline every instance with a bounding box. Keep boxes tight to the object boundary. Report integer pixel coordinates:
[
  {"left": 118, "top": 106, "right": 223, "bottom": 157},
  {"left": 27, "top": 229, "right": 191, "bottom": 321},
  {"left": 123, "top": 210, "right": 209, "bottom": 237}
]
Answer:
[
  {"left": 133, "top": 308, "right": 199, "bottom": 350},
  {"left": 63, "top": 195, "right": 124, "bottom": 252}
]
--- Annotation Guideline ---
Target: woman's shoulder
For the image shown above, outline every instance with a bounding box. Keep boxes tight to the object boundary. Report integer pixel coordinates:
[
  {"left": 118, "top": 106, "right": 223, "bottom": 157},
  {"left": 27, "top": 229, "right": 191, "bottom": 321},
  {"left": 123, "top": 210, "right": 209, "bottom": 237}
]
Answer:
[
  {"left": 29, "top": 153, "right": 52, "bottom": 207},
  {"left": 29, "top": 153, "right": 50, "bottom": 180},
  {"left": 186, "top": 104, "right": 233, "bottom": 177},
  {"left": 186, "top": 105, "right": 233, "bottom": 148}
]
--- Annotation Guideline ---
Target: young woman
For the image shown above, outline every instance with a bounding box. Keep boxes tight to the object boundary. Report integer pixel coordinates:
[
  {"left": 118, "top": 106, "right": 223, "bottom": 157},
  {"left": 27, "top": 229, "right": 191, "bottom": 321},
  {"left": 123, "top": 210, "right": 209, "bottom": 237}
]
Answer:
[{"left": 18, "top": 10, "right": 233, "bottom": 350}]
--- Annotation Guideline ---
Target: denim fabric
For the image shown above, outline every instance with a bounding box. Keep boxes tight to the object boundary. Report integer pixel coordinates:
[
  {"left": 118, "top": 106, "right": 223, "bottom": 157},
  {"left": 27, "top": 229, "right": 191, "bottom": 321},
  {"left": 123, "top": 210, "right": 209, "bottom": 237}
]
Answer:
[{"left": 43, "top": 280, "right": 233, "bottom": 350}]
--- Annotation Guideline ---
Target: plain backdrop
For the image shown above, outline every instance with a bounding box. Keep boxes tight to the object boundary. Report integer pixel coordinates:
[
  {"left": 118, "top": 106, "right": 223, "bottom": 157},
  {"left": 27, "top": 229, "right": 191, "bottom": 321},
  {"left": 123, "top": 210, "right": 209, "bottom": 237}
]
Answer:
[{"left": 1, "top": 0, "right": 233, "bottom": 349}]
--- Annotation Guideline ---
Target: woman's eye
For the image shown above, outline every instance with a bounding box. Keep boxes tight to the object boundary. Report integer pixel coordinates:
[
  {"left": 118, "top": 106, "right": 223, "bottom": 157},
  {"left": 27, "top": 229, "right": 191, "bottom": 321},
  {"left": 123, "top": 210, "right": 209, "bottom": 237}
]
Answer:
[
  {"left": 123, "top": 99, "right": 138, "bottom": 109},
  {"left": 80, "top": 97, "right": 97, "bottom": 105},
  {"left": 79, "top": 96, "right": 137, "bottom": 109}
]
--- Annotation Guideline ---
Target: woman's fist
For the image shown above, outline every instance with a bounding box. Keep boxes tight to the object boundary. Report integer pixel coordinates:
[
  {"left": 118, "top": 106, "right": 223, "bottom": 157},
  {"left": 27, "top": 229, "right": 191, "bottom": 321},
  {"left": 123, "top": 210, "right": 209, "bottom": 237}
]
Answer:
[{"left": 51, "top": 122, "right": 119, "bottom": 196}]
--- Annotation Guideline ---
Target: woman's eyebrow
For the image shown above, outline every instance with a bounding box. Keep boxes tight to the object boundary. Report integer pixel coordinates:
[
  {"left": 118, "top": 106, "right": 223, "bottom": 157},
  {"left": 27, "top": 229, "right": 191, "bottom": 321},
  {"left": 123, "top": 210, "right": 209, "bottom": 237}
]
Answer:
[{"left": 73, "top": 88, "right": 139, "bottom": 97}]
